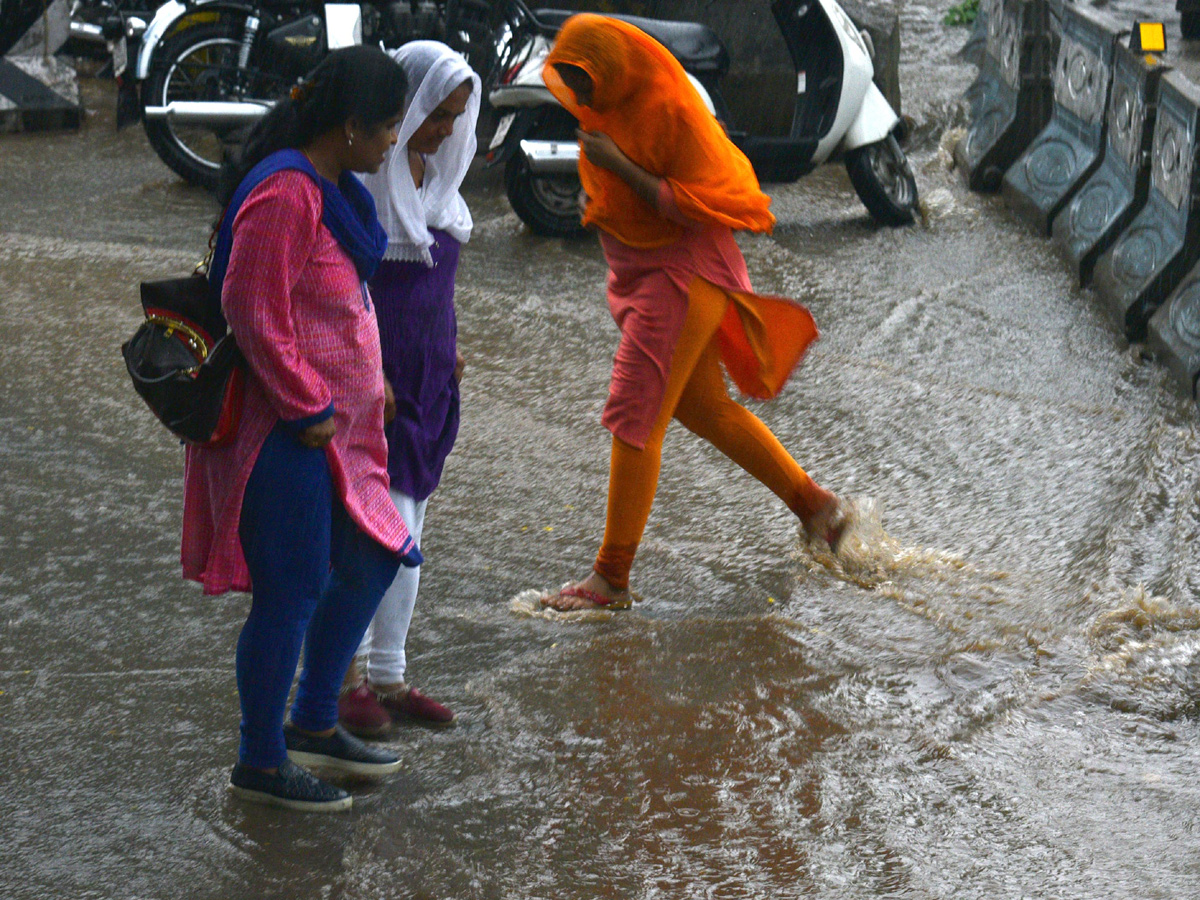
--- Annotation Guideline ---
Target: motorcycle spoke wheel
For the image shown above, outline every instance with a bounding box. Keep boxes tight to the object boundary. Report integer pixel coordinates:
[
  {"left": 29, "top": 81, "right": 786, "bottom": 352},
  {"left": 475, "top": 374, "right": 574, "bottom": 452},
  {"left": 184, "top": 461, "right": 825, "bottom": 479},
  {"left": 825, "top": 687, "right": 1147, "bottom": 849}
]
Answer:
[
  {"left": 144, "top": 22, "right": 288, "bottom": 190},
  {"left": 163, "top": 36, "right": 244, "bottom": 176}
]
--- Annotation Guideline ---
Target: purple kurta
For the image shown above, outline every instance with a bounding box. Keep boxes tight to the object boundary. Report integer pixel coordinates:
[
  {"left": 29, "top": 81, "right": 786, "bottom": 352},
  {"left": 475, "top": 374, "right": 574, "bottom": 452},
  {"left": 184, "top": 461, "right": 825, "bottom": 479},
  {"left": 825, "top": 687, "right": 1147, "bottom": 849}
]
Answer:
[{"left": 370, "top": 228, "right": 461, "bottom": 502}]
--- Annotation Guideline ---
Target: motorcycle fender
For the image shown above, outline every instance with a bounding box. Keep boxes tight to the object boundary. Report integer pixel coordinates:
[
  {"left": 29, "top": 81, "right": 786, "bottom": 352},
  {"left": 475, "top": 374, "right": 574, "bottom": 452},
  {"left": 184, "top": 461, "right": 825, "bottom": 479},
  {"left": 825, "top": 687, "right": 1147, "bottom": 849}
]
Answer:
[
  {"left": 115, "top": 75, "right": 141, "bottom": 129},
  {"left": 135, "top": 0, "right": 187, "bottom": 80},
  {"left": 840, "top": 81, "right": 900, "bottom": 152},
  {"left": 135, "top": 0, "right": 262, "bottom": 80}
]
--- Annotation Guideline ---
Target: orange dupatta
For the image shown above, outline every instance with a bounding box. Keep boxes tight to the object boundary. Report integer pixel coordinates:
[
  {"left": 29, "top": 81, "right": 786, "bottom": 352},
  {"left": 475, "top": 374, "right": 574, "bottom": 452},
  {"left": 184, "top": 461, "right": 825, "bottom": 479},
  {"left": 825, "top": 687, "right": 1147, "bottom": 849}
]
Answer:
[{"left": 543, "top": 14, "right": 774, "bottom": 248}]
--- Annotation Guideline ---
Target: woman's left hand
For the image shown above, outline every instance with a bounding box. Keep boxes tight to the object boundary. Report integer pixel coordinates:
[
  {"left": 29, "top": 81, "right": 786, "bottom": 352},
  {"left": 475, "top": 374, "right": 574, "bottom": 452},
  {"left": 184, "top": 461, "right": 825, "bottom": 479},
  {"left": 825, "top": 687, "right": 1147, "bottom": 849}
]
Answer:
[
  {"left": 454, "top": 350, "right": 466, "bottom": 384},
  {"left": 577, "top": 129, "right": 627, "bottom": 172}
]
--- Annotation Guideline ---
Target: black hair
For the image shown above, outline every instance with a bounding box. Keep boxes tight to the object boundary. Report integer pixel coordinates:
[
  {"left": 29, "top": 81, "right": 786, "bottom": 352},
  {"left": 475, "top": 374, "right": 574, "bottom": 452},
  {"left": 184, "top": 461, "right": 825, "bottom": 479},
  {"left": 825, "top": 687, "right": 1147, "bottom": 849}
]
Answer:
[{"left": 217, "top": 45, "right": 408, "bottom": 207}]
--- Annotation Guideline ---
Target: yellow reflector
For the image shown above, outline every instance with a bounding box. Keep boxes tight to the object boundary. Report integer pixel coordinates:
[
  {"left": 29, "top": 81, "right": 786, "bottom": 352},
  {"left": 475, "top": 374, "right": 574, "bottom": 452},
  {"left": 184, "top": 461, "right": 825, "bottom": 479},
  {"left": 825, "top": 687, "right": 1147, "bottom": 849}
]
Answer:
[{"left": 1138, "top": 22, "right": 1166, "bottom": 53}]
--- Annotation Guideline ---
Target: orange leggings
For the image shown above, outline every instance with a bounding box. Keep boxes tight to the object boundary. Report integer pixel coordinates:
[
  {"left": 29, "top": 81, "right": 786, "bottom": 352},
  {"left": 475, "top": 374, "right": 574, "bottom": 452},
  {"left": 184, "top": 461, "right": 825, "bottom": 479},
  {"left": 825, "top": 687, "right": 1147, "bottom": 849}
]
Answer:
[{"left": 593, "top": 280, "right": 833, "bottom": 589}]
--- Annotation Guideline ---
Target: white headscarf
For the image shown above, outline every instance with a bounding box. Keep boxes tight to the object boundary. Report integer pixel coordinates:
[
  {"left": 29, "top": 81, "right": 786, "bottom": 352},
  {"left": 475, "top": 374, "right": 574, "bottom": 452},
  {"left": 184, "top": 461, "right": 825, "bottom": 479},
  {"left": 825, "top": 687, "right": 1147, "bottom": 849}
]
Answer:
[{"left": 362, "top": 41, "right": 481, "bottom": 266}]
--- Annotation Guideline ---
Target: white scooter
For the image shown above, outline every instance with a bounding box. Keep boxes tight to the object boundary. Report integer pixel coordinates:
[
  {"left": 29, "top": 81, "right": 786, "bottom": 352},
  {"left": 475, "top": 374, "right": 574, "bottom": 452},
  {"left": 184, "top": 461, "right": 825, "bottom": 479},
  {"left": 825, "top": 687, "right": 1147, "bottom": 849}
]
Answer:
[{"left": 486, "top": 0, "right": 918, "bottom": 237}]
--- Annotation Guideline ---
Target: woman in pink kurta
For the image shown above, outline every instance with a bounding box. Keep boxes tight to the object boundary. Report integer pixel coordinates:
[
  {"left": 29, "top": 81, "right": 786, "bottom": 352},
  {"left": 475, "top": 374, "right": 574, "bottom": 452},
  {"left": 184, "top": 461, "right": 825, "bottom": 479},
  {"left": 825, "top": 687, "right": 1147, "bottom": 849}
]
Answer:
[
  {"left": 180, "top": 47, "right": 420, "bottom": 813},
  {"left": 181, "top": 170, "right": 416, "bottom": 592}
]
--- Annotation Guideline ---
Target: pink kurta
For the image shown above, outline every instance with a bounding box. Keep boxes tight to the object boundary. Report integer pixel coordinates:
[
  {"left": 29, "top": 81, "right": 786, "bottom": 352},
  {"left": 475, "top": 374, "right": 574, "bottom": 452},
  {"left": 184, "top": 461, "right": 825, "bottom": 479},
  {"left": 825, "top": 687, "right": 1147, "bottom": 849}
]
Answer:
[
  {"left": 599, "top": 182, "right": 817, "bottom": 450},
  {"left": 181, "top": 171, "right": 412, "bottom": 595}
]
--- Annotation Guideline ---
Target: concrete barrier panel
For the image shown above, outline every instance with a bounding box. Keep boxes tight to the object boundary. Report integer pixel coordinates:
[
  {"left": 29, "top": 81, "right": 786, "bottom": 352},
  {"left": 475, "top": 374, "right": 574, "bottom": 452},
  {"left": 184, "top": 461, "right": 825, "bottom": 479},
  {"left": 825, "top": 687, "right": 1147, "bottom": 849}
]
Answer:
[
  {"left": 1050, "top": 41, "right": 1166, "bottom": 286},
  {"left": 1000, "top": 4, "right": 1119, "bottom": 234},
  {"left": 1091, "top": 71, "right": 1200, "bottom": 341},
  {"left": 957, "top": 5, "right": 989, "bottom": 70},
  {"left": 1147, "top": 270, "right": 1200, "bottom": 398},
  {"left": 954, "top": 0, "right": 1055, "bottom": 192}
]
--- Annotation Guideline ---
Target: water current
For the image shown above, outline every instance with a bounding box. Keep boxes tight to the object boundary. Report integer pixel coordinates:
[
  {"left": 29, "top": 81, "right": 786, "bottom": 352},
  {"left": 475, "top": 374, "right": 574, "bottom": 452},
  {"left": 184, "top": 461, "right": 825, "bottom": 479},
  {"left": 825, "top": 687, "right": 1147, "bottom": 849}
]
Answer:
[{"left": 3, "top": 1, "right": 1200, "bottom": 897}]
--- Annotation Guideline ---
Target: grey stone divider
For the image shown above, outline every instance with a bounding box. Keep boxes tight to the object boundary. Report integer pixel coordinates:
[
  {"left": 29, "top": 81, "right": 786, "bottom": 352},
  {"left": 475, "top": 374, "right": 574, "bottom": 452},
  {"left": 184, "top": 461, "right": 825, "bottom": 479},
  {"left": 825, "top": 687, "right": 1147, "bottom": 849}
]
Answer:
[
  {"left": 959, "top": 0, "right": 1200, "bottom": 402},
  {"left": 1090, "top": 70, "right": 1200, "bottom": 340},
  {"left": 0, "top": 0, "right": 80, "bottom": 132},
  {"left": 1000, "top": 3, "right": 1121, "bottom": 234},
  {"left": 1147, "top": 266, "right": 1200, "bottom": 397},
  {"left": 1051, "top": 40, "right": 1167, "bottom": 286},
  {"left": 954, "top": 0, "right": 1056, "bottom": 191}
]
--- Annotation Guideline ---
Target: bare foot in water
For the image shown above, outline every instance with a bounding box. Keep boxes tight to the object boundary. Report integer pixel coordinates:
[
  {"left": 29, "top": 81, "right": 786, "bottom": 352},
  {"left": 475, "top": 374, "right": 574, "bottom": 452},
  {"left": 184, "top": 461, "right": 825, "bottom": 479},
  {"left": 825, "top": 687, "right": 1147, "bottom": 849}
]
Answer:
[
  {"left": 541, "top": 571, "right": 632, "bottom": 611},
  {"left": 803, "top": 494, "right": 851, "bottom": 552}
]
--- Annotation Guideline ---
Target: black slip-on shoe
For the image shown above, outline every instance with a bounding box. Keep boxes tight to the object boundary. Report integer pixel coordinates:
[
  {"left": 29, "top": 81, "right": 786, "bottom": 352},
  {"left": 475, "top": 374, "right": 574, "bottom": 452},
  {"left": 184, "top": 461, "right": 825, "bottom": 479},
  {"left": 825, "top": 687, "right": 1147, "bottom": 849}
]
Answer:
[
  {"left": 229, "top": 758, "right": 352, "bottom": 812},
  {"left": 284, "top": 722, "right": 402, "bottom": 777}
]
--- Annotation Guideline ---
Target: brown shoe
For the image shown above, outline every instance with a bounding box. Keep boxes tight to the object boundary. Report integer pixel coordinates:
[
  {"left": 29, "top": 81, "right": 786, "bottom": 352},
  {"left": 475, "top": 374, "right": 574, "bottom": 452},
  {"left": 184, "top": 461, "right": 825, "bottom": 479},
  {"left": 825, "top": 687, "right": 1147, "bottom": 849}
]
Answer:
[
  {"left": 376, "top": 685, "right": 456, "bottom": 727},
  {"left": 337, "top": 680, "right": 392, "bottom": 737}
]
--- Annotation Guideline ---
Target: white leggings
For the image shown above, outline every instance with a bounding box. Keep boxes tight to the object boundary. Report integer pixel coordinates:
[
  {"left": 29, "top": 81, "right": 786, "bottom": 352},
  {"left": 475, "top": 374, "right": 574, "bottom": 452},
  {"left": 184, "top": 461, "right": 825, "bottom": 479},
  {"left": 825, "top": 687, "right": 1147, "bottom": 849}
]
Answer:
[{"left": 356, "top": 488, "right": 427, "bottom": 685}]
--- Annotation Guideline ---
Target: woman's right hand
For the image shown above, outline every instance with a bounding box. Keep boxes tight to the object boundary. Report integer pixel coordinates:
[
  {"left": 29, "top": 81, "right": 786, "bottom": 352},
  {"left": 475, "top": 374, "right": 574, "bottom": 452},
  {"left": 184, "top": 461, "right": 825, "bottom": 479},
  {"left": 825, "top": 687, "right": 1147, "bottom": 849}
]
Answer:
[
  {"left": 383, "top": 375, "right": 397, "bottom": 424},
  {"left": 576, "top": 129, "right": 627, "bottom": 173},
  {"left": 298, "top": 418, "right": 336, "bottom": 448}
]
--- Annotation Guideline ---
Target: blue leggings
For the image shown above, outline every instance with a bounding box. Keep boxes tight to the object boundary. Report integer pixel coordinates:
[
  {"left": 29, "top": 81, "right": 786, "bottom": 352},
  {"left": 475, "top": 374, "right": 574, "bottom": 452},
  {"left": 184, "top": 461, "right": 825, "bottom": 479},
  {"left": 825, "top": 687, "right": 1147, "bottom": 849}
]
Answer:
[{"left": 237, "top": 425, "right": 400, "bottom": 768}]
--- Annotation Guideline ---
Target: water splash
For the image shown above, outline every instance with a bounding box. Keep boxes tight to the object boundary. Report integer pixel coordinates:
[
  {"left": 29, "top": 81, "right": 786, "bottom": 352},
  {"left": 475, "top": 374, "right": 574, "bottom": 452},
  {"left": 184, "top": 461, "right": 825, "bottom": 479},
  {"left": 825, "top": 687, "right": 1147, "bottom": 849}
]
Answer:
[
  {"left": 796, "top": 496, "right": 972, "bottom": 590},
  {"left": 1085, "top": 584, "right": 1200, "bottom": 719},
  {"left": 509, "top": 588, "right": 640, "bottom": 623}
]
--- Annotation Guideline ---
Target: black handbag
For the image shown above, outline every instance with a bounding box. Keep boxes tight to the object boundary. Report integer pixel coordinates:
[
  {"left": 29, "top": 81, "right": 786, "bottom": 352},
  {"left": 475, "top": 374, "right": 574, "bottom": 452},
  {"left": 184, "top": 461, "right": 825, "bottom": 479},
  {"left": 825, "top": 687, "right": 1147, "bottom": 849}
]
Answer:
[{"left": 121, "top": 269, "right": 245, "bottom": 448}]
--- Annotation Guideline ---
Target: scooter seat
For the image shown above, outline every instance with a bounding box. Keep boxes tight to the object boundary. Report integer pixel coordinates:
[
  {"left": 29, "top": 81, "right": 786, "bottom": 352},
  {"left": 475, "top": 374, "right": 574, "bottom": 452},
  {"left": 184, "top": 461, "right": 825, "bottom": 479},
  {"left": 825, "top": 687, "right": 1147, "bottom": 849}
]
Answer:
[{"left": 532, "top": 8, "right": 730, "bottom": 76}]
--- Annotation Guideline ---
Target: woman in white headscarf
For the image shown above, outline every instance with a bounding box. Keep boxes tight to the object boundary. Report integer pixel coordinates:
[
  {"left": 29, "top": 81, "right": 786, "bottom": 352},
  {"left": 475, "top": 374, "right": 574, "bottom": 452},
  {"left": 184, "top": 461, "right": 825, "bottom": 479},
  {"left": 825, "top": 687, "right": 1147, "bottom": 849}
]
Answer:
[{"left": 338, "top": 41, "right": 480, "bottom": 733}]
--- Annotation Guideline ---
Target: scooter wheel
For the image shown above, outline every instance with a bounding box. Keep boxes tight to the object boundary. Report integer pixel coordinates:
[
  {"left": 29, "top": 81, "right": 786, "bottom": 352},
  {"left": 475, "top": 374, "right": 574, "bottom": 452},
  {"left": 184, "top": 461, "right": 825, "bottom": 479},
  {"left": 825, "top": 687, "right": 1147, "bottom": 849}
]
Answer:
[
  {"left": 845, "top": 134, "right": 919, "bottom": 227},
  {"left": 504, "top": 154, "right": 587, "bottom": 239}
]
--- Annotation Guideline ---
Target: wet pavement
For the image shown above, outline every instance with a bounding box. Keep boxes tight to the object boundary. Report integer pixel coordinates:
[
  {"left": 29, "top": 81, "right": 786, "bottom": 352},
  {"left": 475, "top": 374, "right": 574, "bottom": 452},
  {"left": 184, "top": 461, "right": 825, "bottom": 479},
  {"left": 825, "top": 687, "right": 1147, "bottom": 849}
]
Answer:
[{"left": 5, "top": 5, "right": 1200, "bottom": 898}]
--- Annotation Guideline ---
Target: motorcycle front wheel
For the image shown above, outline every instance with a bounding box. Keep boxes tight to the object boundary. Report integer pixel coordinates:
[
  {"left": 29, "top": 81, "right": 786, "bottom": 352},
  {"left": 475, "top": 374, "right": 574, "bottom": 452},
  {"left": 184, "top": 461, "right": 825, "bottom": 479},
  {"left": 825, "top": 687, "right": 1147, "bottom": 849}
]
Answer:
[
  {"left": 844, "top": 133, "right": 918, "bottom": 226},
  {"left": 143, "top": 21, "right": 288, "bottom": 191}
]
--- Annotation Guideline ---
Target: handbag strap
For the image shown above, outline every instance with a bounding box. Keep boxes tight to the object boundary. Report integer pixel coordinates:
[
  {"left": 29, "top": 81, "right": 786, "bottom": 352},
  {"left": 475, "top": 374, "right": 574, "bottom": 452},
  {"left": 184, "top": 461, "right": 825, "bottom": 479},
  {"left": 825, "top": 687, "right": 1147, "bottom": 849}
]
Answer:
[{"left": 195, "top": 220, "right": 220, "bottom": 277}]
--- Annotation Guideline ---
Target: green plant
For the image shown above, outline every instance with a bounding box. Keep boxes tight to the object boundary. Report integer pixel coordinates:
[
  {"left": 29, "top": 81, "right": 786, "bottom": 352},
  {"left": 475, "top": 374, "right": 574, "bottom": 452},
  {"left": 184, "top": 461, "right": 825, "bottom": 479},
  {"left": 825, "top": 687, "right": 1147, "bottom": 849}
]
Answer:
[{"left": 944, "top": 0, "right": 980, "bottom": 27}]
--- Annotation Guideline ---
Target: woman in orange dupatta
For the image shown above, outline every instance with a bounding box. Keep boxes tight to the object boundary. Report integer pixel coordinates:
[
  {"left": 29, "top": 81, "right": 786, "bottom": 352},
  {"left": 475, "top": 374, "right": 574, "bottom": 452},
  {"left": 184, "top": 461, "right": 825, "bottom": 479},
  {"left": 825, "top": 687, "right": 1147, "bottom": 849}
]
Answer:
[{"left": 540, "top": 14, "right": 848, "bottom": 611}]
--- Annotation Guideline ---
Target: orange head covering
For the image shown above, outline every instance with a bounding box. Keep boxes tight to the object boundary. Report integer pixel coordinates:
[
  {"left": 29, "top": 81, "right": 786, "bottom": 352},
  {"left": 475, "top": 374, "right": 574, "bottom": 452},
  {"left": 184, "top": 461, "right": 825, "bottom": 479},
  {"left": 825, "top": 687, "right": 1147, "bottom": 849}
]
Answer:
[{"left": 544, "top": 14, "right": 775, "bottom": 248}]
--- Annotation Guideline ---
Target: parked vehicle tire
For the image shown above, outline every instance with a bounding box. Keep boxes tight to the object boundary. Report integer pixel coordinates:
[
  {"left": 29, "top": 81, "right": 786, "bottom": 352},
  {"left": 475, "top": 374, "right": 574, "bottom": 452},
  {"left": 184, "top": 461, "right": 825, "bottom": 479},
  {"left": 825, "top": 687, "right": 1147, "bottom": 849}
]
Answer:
[
  {"left": 845, "top": 133, "right": 918, "bottom": 226},
  {"left": 143, "top": 21, "right": 286, "bottom": 191},
  {"left": 504, "top": 154, "right": 585, "bottom": 238}
]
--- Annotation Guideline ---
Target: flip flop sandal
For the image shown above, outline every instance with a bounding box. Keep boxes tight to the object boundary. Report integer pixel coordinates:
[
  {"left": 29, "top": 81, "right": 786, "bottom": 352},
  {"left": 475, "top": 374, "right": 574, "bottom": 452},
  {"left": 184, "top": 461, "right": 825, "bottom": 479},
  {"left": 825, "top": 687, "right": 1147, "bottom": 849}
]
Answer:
[{"left": 548, "top": 584, "right": 634, "bottom": 610}]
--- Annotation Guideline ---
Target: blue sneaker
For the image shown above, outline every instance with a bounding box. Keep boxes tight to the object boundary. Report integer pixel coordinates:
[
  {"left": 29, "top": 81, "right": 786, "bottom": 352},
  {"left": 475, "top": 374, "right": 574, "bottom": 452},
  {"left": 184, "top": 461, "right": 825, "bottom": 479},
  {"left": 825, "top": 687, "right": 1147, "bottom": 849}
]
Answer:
[
  {"left": 229, "top": 758, "right": 352, "bottom": 812},
  {"left": 284, "top": 722, "right": 402, "bottom": 776}
]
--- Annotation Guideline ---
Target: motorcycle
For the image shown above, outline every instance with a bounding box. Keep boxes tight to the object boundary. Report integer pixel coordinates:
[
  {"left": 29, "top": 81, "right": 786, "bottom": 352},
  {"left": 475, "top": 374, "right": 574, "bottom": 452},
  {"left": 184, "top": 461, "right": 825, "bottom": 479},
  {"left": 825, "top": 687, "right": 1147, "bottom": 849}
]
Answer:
[
  {"left": 129, "top": 0, "right": 491, "bottom": 191},
  {"left": 486, "top": 0, "right": 919, "bottom": 237}
]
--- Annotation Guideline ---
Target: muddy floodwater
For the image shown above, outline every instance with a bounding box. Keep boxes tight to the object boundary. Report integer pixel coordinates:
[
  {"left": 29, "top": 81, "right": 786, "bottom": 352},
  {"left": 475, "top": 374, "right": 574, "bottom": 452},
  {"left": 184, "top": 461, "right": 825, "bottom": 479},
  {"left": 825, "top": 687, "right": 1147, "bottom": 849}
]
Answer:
[{"left": 5, "top": 3, "right": 1200, "bottom": 898}]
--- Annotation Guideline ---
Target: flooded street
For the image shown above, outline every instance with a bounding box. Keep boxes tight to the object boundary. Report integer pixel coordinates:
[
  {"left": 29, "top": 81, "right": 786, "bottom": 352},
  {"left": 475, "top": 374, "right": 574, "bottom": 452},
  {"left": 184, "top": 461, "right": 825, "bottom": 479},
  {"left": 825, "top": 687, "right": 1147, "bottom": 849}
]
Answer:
[{"left": 5, "top": 3, "right": 1200, "bottom": 897}]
